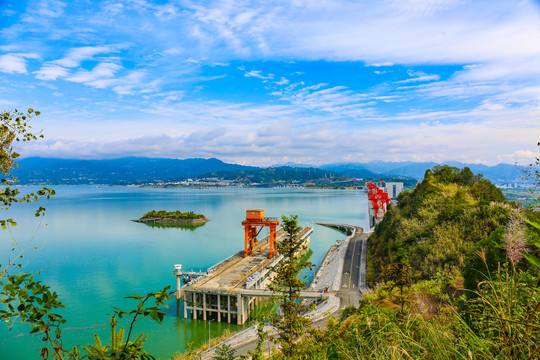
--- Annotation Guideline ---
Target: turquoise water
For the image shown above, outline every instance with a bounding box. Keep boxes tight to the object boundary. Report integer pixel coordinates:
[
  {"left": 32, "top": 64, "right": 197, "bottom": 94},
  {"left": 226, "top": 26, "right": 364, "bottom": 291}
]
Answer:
[{"left": 0, "top": 186, "right": 368, "bottom": 359}]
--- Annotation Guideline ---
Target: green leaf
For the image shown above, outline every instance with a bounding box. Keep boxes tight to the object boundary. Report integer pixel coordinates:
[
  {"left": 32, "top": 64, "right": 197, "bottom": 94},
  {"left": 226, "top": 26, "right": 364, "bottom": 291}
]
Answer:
[
  {"left": 125, "top": 294, "right": 143, "bottom": 300},
  {"left": 520, "top": 251, "right": 540, "bottom": 268},
  {"left": 524, "top": 218, "right": 540, "bottom": 231}
]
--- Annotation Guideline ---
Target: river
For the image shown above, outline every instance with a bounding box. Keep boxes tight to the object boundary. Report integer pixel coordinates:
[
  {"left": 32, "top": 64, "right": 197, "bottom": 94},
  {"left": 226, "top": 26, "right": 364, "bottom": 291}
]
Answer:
[{"left": 0, "top": 186, "right": 368, "bottom": 359}]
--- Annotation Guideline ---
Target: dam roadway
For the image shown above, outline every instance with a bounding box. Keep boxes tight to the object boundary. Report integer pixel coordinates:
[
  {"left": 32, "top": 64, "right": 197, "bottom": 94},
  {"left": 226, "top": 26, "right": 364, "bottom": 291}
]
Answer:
[
  {"left": 316, "top": 223, "right": 369, "bottom": 307},
  {"left": 339, "top": 225, "right": 369, "bottom": 307}
]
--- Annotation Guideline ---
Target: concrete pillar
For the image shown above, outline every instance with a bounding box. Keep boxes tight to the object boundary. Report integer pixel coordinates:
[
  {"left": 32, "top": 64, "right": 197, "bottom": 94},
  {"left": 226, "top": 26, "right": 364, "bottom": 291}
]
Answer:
[
  {"left": 237, "top": 293, "right": 243, "bottom": 325},
  {"left": 244, "top": 297, "right": 249, "bottom": 322},
  {"left": 203, "top": 293, "right": 207, "bottom": 321},
  {"left": 227, "top": 295, "right": 231, "bottom": 324},
  {"left": 177, "top": 298, "right": 181, "bottom": 317},
  {"left": 176, "top": 276, "right": 182, "bottom": 298},
  {"left": 183, "top": 291, "right": 188, "bottom": 319},
  {"left": 217, "top": 294, "right": 221, "bottom": 323}
]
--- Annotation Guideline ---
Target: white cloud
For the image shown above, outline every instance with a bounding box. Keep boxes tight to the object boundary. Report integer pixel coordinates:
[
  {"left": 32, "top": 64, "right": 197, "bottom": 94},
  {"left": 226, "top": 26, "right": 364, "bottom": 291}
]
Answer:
[
  {"left": 0, "top": 99, "right": 16, "bottom": 107},
  {"left": 4, "top": 0, "right": 540, "bottom": 165},
  {"left": 67, "top": 62, "right": 122, "bottom": 87},
  {"left": 274, "top": 83, "right": 372, "bottom": 118},
  {"left": 19, "top": 107, "right": 539, "bottom": 165},
  {"left": 244, "top": 70, "right": 274, "bottom": 79},
  {"left": 0, "top": 53, "right": 39, "bottom": 74},
  {"left": 55, "top": 46, "right": 114, "bottom": 68},
  {"left": 113, "top": 70, "right": 155, "bottom": 95},
  {"left": 368, "top": 62, "right": 394, "bottom": 67},
  {"left": 274, "top": 77, "right": 289, "bottom": 85},
  {"left": 32, "top": 0, "right": 66, "bottom": 18},
  {"left": 35, "top": 64, "right": 70, "bottom": 80},
  {"left": 34, "top": 46, "right": 118, "bottom": 80},
  {"left": 396, "top": 74, "right": 441, "bottom": 84},
  {"left": 162, "top": 48, "right": 182, "bottom": 55}
]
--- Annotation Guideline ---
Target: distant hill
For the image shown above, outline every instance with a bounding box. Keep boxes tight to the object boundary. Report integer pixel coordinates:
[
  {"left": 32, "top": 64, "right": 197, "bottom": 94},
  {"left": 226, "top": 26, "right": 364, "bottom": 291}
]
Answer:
[
  {"left": 12, "top": 157, "right": 257, "bottom": 184},
  {"left": 10, "top": 157, "right": 526, "bottom": 185},
  {"left": 321, "top": 161, "right": 525, "bottom": 184},
  {"left": 316, "top": 164, "right": 379, "bottom": 179},
  {"left": 199, "top": 166, "right": 353, "bottom": 186}
]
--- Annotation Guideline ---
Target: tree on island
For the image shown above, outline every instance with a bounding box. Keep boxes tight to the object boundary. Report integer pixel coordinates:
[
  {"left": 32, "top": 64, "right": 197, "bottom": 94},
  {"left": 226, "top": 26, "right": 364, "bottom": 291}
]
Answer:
[{"left": 141, "top": 210, "right": 205, "bottom": 219}]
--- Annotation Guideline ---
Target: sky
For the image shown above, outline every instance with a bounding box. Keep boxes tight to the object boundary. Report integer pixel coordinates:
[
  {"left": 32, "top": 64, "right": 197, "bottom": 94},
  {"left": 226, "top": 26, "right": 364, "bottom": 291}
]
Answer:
[{"left": 1, "top": 0, "right": 540, "bottom": 166}]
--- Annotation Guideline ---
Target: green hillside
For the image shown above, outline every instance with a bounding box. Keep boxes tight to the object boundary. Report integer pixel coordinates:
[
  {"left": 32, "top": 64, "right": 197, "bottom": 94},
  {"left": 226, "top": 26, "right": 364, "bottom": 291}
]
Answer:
[
  {"left": 267, "top": 165, "right": 540, "bottom": 360},
  {"left": 367, "top": 165, "right": 509, "bottom": 283},
  {"left": 200, "top": 166, "right": 353, "bottom": 185}
]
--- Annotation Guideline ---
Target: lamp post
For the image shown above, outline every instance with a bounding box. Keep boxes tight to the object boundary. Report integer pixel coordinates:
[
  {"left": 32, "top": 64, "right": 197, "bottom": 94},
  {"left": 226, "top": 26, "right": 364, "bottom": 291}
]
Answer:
[{"left": 208, "top": 319, "right": 215, "bottom": 348}]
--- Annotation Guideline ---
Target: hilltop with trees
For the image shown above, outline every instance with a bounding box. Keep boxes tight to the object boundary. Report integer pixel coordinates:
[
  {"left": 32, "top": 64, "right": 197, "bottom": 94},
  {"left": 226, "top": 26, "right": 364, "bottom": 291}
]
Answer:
[
  {"left": 367, "top": 165, "right": 510, "bottom": 283},
  {"left": 266, "top": 165, "right": 540, "bottom": 359}
]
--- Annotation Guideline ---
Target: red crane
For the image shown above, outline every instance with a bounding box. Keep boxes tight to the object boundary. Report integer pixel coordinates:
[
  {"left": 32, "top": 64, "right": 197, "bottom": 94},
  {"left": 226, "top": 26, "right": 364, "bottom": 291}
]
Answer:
[
  {"left": 241, "top": 209, "right": 280, "bottom": 258},
  {"left": 367, "top": 182, "right": 391, "bottom": 219}
]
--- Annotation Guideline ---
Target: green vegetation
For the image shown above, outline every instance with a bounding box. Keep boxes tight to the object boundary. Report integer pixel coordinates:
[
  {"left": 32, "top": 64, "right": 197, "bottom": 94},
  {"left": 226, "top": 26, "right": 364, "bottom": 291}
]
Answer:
[
  {"left": 268, "top": 215, "right": 314, "bottom": 358},
  {"left": 202, "top": 166, "right": 352, "bottom": 186},
  {"left": 202, "top": 165, "right": 539, "bottom": 360},
  {"left": 141, "top": 210, "right": 206, "bottom": 219},
  {"left": 0, "top": 109, "right": 54, "bottom": 232},
  {"left": 261, "top": 165, "right": 540, "bottom": 360},
  {"left": 368, "top": 165, "right": 510, "bottom": 283}
]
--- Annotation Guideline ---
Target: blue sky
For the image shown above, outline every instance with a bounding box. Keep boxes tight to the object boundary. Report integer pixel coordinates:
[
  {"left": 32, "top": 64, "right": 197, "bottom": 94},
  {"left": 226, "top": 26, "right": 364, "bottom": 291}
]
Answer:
[{"left": 1, "top": 0, "right": 540, "bottom": 166}]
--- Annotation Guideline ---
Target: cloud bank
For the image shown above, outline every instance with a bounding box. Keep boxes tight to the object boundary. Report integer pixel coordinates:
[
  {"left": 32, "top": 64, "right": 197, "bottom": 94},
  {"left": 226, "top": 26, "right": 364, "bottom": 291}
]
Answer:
[{"left": 0, "top": 0, "right": 539, "bottom": 166}]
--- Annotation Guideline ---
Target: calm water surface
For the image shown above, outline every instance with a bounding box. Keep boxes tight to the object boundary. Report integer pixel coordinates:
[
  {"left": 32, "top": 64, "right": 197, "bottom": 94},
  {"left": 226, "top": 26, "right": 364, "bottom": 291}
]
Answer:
[{"left": 1, "top": 186, "right": 368, "bottom": 359}]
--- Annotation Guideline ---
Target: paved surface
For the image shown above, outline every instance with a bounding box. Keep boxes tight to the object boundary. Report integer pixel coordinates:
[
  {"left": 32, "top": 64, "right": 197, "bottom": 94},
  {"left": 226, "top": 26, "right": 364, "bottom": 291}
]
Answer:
[{"left": 337, "top": 227, "right": 370, "bottom": 307}]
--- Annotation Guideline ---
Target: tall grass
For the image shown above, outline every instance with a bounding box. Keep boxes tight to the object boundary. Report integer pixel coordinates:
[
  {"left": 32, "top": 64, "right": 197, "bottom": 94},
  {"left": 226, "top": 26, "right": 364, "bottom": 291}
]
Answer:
[
  {"left": 273, "top": 305, "right": 491, "bottom": 360},
  {"left": 462, "top": 250, "right": 540, "bottom": 360},
  {"left": 270, "top": 254, "right": 539, "bottom": 360}
]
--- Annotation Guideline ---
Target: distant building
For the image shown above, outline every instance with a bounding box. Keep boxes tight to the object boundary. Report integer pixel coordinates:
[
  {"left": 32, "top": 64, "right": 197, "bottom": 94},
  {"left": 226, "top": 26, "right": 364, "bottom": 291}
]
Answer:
[{"left": 383, "top": 182, "right": 404, "bottom": 199}]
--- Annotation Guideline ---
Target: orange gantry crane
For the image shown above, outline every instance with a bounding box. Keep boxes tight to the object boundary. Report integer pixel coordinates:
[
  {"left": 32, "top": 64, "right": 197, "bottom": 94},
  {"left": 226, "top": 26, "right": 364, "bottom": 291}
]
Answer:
[{"left": 241, "top": 209, "right": 280, "bottom": 258}]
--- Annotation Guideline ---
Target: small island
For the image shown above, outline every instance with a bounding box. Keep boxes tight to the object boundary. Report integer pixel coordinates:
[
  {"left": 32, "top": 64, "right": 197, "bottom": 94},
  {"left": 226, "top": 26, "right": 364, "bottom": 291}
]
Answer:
[{"left": 132, "top": 210, "right": 210, "bottom": 226}]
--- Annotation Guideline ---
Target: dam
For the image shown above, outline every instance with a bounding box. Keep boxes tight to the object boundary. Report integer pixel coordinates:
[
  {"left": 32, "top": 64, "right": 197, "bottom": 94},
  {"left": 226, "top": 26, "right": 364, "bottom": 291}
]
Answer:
[{"left": 173, "top": 209, "right": 326, "bottom": 325}]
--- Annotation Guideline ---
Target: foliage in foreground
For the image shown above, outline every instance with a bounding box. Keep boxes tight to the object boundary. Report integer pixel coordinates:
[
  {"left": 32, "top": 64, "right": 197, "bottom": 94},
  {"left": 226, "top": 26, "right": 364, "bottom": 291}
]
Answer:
[
  {"left": 271, "top": 249, "right": 539, "bottom": 360},
  {"left": 1, "top": 109, "right": 173, "bottom": 360},
  {"left": 0, "top": 275, "right": 172, "bottom": 359}
]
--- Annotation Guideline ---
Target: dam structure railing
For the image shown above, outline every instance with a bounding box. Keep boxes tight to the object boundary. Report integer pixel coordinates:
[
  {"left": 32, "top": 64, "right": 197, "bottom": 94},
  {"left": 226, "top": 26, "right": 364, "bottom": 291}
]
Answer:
[{"left": 174, "top": 226, "right": 327, "bottom": 325}]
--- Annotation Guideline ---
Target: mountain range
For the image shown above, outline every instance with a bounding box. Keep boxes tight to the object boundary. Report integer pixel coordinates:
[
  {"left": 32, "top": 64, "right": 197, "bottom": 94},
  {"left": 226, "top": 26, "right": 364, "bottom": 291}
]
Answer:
[
  {"left": 11, "top": 157, "right": 256, "bottom": 185},
  {"left": 9, "top": 157, "right": 526, "bottom": 185},
  {"left": 320, "top": 161, "right": 526, "bottom": 184}
]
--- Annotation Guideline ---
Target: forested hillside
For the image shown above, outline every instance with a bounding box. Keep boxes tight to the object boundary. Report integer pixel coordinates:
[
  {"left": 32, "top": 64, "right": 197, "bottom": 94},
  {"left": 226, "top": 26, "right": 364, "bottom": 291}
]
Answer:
[
  {"left": 200, "top": 166, "right": 352, "bottom": 185},
  {"left": 265, "top": 165, "right": 540, "bottom": 360},
  {"left": 367, "top": 165, "right": 510, "bottom": 283}
]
